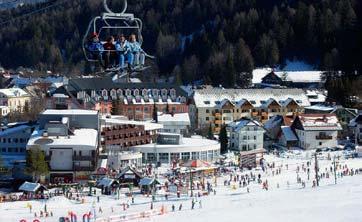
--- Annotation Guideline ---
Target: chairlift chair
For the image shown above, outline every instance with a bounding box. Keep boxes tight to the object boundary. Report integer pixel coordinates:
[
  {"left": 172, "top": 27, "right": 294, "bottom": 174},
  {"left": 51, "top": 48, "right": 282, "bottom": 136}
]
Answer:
[{"left": 82, "top": 0, "right": 154, "bottom": 80}]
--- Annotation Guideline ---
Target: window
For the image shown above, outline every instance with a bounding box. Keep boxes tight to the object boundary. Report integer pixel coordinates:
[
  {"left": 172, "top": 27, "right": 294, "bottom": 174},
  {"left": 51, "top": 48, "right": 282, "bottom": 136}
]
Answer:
[
  {"left": 319, "top": 142, "right": 322, "bottom": 146},
  {"left": 158, "top": 153, "right": 169, "bottom": 164},
  {"left": 1, "top": 148, "right": 6, "bottom": 153},
  {"left": 206, "top": 109, "right": 210, "bottom": 113},
  {"left": 206, "top": 117, "right": 209, "bottom": 121},
  {"left": 134, "top": 89, "right": 140, "bottom": 96},
  {"left": 8, "top": 138, "right": 11, "bottom": 143},
  {"left": 191, "top": 152, "right": 199, "bottom": 160},
  {"left": 204, "top": 101, "right": 210, "bottom": 105},
  {"left": 20, "top": 138, "right": 24, "bottom": 143},
  {"left": 250, "top": 100, "right": 256, "bottom": 104},
  {"left": 102, "top": 89, "right": 108, "bottom": 97},
  {"left": 144, "top": 107, "right": 149, "bottom": 112},
  {"left": 14, "top": 138, "right": 18, "bottom": 143},
  {"left": 181, "top": 152, "right": 190, "bottom": 160}
]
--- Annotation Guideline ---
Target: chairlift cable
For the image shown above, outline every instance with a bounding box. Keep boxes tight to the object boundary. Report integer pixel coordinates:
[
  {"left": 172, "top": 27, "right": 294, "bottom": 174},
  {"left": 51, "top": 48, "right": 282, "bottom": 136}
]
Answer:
[
  {"left": 0, "top": 0, "right": 19, "bottom": 7},
  {"left": 0, "top": 0, "right": 73, "bottom": 27}
]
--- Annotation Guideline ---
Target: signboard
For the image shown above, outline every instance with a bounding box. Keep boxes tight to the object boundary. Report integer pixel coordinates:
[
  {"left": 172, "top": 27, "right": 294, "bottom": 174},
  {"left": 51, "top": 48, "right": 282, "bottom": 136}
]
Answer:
[
  {"left": 124, "top": 174, "right": 136, "bottom": 179},
  {"left": 157, "top": 134, "right": 180, "bottom": 145}
]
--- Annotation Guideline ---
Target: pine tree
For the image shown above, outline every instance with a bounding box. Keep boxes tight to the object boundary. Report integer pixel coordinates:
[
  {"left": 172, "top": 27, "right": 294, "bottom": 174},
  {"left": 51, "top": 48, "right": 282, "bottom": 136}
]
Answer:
[
  {"left": 153, "top": 103, "right": 158, "bottom": 123},
  {"left": 111, "top": 99, "right": 119, "bottom": 115},
  {"left": 219, "top": 125, "right": 228, "bottom": 154},
  {"left": 165, "top": 103, "right": 170, "bottom": 114},
  {"left": 26, "top": 146, "right": 49, "bottom": 182},
  {"left": 225, "top": 47, "right": 236, "bottom": 87},
  {"left": 207, "top": 123, "right": 214, "bottom": 140}
]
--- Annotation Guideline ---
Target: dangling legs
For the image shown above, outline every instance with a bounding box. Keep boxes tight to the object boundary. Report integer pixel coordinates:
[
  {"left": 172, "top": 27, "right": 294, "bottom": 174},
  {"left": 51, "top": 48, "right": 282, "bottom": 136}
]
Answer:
[
  {"left": 127, "top": 52, "right": 134, "bottom": 69},
  {"left": 139, "top": 53, "right": 145, "bottom": 67},
  {"left": 119, "top": 54, "right": 125, "bottom": 70},
  {"left": 134, "top": 52, "right": 140, "bottom": 66}
]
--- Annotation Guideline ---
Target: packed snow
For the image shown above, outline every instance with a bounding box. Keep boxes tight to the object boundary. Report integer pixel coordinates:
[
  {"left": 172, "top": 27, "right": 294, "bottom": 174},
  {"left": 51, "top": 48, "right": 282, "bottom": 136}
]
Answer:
[{"left": 1, "top": 152, "right": 361, "bottom": 222}]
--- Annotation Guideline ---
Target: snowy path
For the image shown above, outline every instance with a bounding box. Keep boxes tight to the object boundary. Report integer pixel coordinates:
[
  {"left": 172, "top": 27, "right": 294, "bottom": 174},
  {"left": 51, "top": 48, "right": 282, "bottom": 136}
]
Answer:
[{"left": 0, "top": 155, "right": 361, "bottom": 222}]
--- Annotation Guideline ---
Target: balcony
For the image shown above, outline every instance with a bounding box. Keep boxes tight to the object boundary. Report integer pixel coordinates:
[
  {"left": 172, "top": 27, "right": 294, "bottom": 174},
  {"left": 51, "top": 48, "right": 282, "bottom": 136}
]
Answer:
[
  {"left": 73, "top": 155, "right": 94, "bottom": 161},
  {"left": 214, "top": 120, "right": 222, "bottom": 125},
  {"left": 214, "top": 112, "right": 221, "bottom": 118},
  {"left": 316, "top": 135, "right": 333, "bottom": 140}
]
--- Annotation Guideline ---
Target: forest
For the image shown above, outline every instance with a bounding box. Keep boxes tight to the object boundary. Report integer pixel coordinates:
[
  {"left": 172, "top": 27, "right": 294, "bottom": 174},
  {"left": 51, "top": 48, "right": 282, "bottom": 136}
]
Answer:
[{"left": 0, "top": 0, "right": 361, "bottom": 90}]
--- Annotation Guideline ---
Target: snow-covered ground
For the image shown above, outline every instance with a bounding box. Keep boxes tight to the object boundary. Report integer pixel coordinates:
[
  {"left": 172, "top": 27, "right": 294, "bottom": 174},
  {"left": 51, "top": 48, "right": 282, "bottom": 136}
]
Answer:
[{"left": 1, "top": 154, "right": 361, "bottom": 222}]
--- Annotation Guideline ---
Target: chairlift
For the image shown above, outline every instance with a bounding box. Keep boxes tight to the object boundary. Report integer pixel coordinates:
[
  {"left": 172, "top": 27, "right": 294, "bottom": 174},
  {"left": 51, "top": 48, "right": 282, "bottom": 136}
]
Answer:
[{"left": 82, "top": 0, "right": 154, "bottom": 78}]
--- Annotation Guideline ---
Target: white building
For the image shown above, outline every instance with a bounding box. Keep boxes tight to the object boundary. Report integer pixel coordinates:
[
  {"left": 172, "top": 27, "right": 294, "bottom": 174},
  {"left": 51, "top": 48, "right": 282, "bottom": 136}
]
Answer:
[
  {"left": 157, "top": 112, "right": 190, "bottom": 135},
  {"left": 107, "top": 151, "right": 143, "bottom": 169},
  {"left": 0, "top": 88, "right": 32, "bottom": 111},
  {"left": 0, "top": 122, "right": 37, "bottom": 168},
  {"left": 0, "top": 105, "right": 10, "bottom": 116},
  {"left": 130, "top": 133, "right": 220, "bottom": 164},
  {"left": 27, "top": 109, "right": 99, "bottom": 183},
  {"left": 228, "top": 119, "right": 265, "bottom": 152},
  {"left": 291, "top": 114, "right": 342, "bottom": 150}
]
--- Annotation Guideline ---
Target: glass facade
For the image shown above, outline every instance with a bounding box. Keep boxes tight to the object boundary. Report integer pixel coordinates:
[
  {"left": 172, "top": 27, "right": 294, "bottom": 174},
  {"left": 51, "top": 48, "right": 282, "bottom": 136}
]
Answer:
[
  {"left": 181, "top": 152, "right": 190, "bottom": 161},
  {"left": 158, "top": 153, "right": 169, "bottom": 163}
]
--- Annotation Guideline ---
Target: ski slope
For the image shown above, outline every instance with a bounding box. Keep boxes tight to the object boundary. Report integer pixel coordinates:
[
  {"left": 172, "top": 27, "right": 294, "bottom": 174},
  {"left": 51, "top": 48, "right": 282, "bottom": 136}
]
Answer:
[{"left": 0, "top": 155, "right": 361, "bottom": 222}]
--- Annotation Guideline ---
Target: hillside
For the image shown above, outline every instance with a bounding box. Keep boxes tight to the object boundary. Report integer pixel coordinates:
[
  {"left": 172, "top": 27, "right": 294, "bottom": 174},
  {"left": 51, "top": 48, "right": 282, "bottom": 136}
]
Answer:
[{"left": 0, "top": 0, "right": 361, "bottom": 87}]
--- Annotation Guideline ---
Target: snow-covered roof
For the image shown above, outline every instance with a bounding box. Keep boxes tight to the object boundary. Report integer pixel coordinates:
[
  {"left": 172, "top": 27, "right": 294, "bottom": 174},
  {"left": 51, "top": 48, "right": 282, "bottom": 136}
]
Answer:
[
  {"left": 27, "top": 128, "right": 98, "bottom": 149},
  {"left": 0, "top": 124, "right": 31, "bottom": 137},
  {"left": 19, "top": 182, "right": 46, "bottom": 192},
  {"left": 298, "top": 114, "right": 342, "bottom": 131},
  {"left": 281, "top": 126, "right": 298, "bottom": 141},
  {"left": 305, "top": 104, "right": 335, "bottom": 112},
  {"left": 193, "top": 88, "right": 310, "bottom": 108},
  {"left": 97, "top": 178, "right": 118, "bottom": 187},
  {"left": 252, "top": 68, "right": 323, "bottom": 84},
  {"left": 229, "top": 119, "right": 263, "bottom": 132},
  {"left": 42, "top": 109, "right": 98, "bottom": 115},
  {"left": 101, "top": 115, "right": 163, "bottom": 131},
  {"left": 0, "top": 88, "right": 30, "bottom": 97},
  {"left": 157, "top": 113, "right": 190, "bottom": 126},
  {"left": 52, "top": 93, "right": 69, "bottom": 98},
  {"left": 139, "top": 177, "right": 158, "bottom": 186}
]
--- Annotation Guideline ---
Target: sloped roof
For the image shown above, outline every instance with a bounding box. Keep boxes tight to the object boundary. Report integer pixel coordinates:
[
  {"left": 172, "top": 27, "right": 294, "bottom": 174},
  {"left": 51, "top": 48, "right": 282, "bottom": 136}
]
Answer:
[
  {"left": 0, "top": 88, "right": 30, "bottom": 97},
  {"left": 118, "top": 166, "right": 143, "bottom": 178},
  {"left": 97, "top": 177, "right": 118, "bottom": 187},
  {"left": 19, "top": 182, "right": 46, "bottom": 192},
  {"left": 194, "top": 88, "right": 310, "bottom": 108},
  {"left": 297, "top": 114, "right": 342, "bottom": 131},
  {"left": 58, "top": 77, "right": 187, "bottom": 97},
  {"left": 229, "top": 119, "right": 263, "bottom": 132},
  {"left": 139, "top": 177, "right": 159, "bottom": 186},
  {"left": 281, "top": 126, "right": 298, "bottom": 141},
  {"left": 252, "top": 68, "right": 323, "bottom": 84}
]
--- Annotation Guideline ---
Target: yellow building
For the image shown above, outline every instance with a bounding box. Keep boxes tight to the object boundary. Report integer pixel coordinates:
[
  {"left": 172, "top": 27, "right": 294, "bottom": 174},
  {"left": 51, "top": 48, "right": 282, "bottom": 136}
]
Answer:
[
  {"left": 0, "top": 88, "right": 32, "bottom": 112},
  {"left": 192, "top": 88, "right": 310, "bottom": 133}
]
